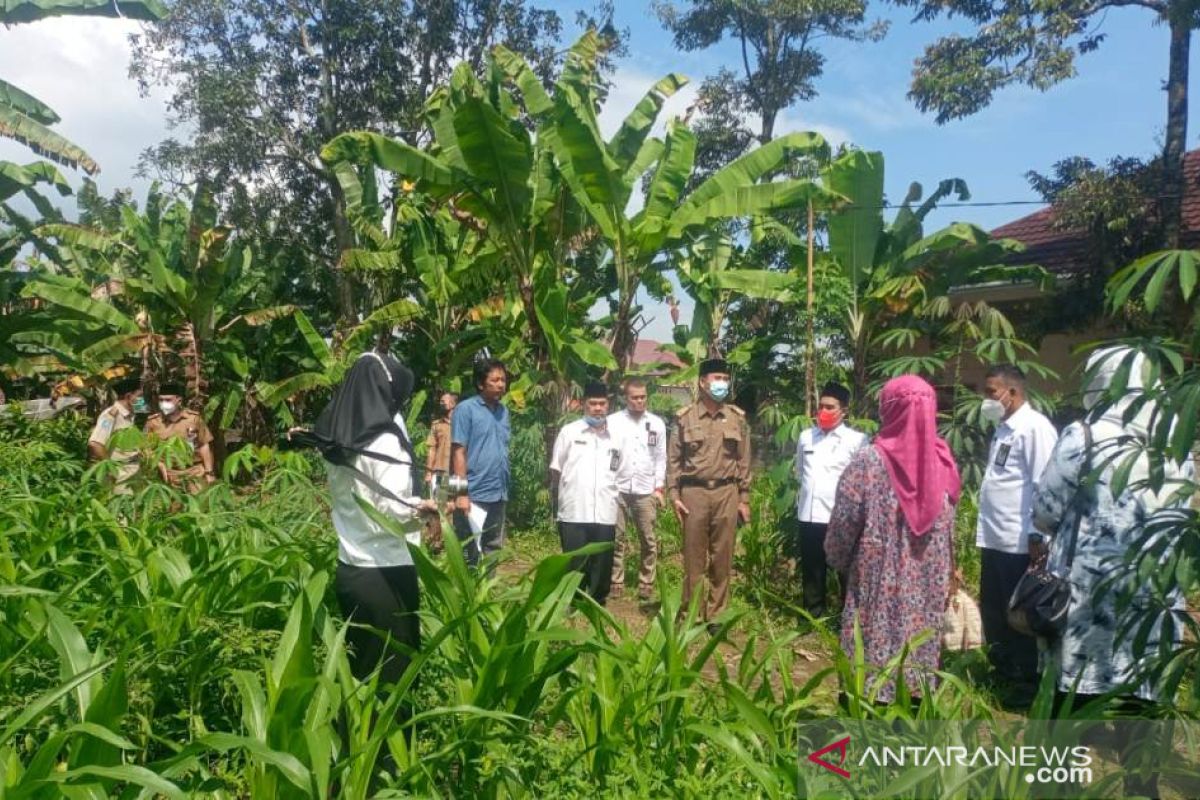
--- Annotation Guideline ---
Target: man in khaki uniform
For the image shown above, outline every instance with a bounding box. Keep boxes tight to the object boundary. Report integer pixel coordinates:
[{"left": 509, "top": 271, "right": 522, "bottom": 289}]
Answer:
[
  {"left": 144, "top": 383, "right": 216, "bottom": 493},
  {"left": 423, "top": 391, "right": 457, "bottom": 551},
  {"left": 667, "top": 358, "right": 751, "bottom": 630},
  {"left": 87, "top": 377, "right": 144, "bottom": 494},
  {"left": 425, "top": 391, "right": 457, "bottom": 487}
]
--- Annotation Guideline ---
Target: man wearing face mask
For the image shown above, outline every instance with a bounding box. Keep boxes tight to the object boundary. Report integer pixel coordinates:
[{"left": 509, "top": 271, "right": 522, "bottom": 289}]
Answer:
[
  {"left": 550, "top": 381, "right": 625, "bottom": 606},
  {"left": 87, "top": 376, "right": 146, "bottom": 494},
  {"left": 666, "top": 358, "right": 751, "bottom": 632},
  {"left": 976, "top": 364, "right": 1058, "bottom": 701},
  {"left": 793, "top": 382, "right": 867, "bottom": 618},
  {"left": 144, "top": 383, "right": 217, "bottom": 493}
]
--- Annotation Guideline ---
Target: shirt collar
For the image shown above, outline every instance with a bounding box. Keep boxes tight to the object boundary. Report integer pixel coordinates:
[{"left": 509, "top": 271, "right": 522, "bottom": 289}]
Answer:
[
  {"left": 1000, "top": 401, "right": 1034, "bottom": 432},
  {"left": 698, "top": 405, "right": 725, "bottom": 420}
]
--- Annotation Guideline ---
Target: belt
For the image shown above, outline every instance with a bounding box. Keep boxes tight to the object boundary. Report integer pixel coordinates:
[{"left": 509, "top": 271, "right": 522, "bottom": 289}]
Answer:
[{"left": 679, "top": 477, "right": 736, "bottom": 489}]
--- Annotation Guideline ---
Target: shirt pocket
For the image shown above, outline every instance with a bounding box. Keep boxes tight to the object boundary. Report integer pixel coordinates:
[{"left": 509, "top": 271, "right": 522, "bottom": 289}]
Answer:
[
  {"left": 682, "top": 424, "right": 704, "bottom": 456},
  {"left": 722, "top": 427, "right": 742, "bottom": 458}
]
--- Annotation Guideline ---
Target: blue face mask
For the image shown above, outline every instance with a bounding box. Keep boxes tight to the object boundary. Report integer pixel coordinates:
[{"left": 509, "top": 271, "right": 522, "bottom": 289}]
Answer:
[
  {"left": 584, "top": 415, "right": 606, "bottom": 428},
  {"left": 131, "top": 397, "right": 148, "bottom": 414},
  {"left": 707, "top": 380, "right": 730, "bottom": 401}
]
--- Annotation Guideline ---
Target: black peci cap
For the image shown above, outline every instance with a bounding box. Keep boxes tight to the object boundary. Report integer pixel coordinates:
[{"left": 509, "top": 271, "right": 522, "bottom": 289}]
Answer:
[
  {"left": 820, "top": 382, "right": 851, "bottom": 407},
  {"left": 583, "top": 380, "right": 608, "bottom": 399},
  {"left": 698, "top": 358, "right": 730, "bottom": 376}
]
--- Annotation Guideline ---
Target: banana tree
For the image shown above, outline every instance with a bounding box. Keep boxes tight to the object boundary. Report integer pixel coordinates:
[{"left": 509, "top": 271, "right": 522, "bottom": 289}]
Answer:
[
  {"left": 658, "top": 229, "right": 800, "bottom": 387},
  {"left": 491, "top": 33, "right": 842, "bottom": 375},
  {"left": 823, "top": 152, "right": 1051, "bottom": 410},
  {"left": 321, "top": 33, "right": 617, "bottom": 410},
  {"left": 1, "top": 0, "right": 167, "bottom": 174},
  {"left": 17, "top": 186, "right": 298, "bottom": 447}
]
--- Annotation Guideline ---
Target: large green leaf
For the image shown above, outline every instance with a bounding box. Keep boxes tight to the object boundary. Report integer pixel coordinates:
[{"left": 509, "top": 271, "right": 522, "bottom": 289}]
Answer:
[
  {"left": 22, "top": 280, "right": 138, "bottom": 333},
  {"left": 640, "top": 120, "right": 696, "bottom": 232},
  {"left": 667, "top": 179, "right": 843, "bottom": 238},
  {"left": 678, "top": 131, "right": 831, "bottom": 217},
  {"left": 709, "top": 269, "right": 797, "bottom": 301},
  {"left": 343, "top": 300, "right": 423, "bottom": 355},
  {"left": 0, "top": 105, "right": 98, "bottom": 174},
  {"left": 0, "top": 159, "right": 71, "bottom": 203},
  {"left": 825, "top": 149, "right": 885, "bottom": 286},
  {"left": 292, "top": 309, "right": 333, "bottom": 369},
  {"left": 608, "top": 73, "right": 687, "bottom": 171},
  {"left": 1107, "top": 249, "right": 1200, "bottom": 314},
  {"left": 0, "top": 77, "right": 58, "bottom": 124},
  {"left": 0, "top": 0, "right": 167, "bottom": 23},
  {"left": 548, "top": 85, "right": 623, "bottom": 238},
  {"left": 321, "top": 132, "right": 458, "bottom": 197},
  {"left": 451, "top": 96, "right": 533, "bottom": 222},
  {"left": 491, "top": 45, "right": 553, "bottom": 115}
]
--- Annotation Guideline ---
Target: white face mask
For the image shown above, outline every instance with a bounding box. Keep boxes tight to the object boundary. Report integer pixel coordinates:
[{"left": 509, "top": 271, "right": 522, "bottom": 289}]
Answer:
[
  {"left": 980, "top": 397, "right": 1005, "bottom": 423},
  {"left": 159, "top": 400, "right": 178, "bottom": 417},
  {"left": 707, "top": 379, "right": 730, "bottom": 401}
]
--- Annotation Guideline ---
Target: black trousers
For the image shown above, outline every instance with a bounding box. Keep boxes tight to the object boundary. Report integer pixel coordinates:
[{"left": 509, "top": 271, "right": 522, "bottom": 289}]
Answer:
[
  {"left": 979, "top": 548, "right": 1038, "bottom": 683},
  {"left": 453, "top": 500, "right": 507, "bottom": 567},
  {"left": 558, "top": 521, "right": 615, "bottom": 605},
  {"left": 798, "top": 521, "right": 831, "bottom": 614},
  {"left": 334, "top": 562, "right": 421, "bottom": 687}
]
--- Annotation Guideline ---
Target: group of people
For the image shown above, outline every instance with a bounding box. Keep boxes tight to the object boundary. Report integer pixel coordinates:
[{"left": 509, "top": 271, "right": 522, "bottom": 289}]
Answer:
[
  {"left": 81, "top": 344, "right": 1195, "bottom": 784},
  {"left": 797, "top": 350, "right": 1194, "bottom": 755},
  {"left": 87, "top": 378, "right": 217, "bottom": 492}
]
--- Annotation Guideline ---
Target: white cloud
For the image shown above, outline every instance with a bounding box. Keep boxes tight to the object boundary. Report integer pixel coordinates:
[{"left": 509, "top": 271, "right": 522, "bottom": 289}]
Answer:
[
  {"left": 836, "top": 90, "right": 926, "bottom": 133},
  {"left": 0, "top": 17, "right": 173, "bottom": 203}
]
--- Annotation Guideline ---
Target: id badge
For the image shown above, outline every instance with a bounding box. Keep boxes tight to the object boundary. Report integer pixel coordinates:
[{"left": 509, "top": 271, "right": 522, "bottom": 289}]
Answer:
[
  {"left": 648, "top": 431, "right": 658, "bottom": 448},
  {"left": 609, "top": 449, "right": 620, "bottom": 471},
  {"left": 994, "top": 443, "right": 1011, "bottom": 468}
]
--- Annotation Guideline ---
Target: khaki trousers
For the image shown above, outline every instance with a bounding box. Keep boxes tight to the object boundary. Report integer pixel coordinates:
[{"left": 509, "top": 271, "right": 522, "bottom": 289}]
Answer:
[
  {"left": 610, "top": 492, "right": 659, "bottom": 596},
  {"left": 680, "top": 483, "right": 738, "bottom": 621}
]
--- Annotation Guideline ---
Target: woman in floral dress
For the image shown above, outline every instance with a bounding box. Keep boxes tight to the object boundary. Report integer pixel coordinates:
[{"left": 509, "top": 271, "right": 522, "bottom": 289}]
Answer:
[{"left": 826, "top": 375, "right": 961, "bottom": 702}]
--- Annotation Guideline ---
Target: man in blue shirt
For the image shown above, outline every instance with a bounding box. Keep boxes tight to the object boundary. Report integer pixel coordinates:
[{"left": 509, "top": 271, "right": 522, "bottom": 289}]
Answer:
[{"left": 451, "top": 358, "right": 511, "bottom": 567}]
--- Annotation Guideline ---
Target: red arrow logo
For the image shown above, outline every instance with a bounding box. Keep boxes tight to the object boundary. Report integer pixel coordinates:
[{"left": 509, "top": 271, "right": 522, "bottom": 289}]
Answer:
[{"left": 808, "top": 736, "right": 851, "bottom": 779}]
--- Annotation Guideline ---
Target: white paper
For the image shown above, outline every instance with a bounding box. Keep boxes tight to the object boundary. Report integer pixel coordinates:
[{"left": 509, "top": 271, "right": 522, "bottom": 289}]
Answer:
[{"left": 467, "top": 502, "right": 488, "bottom": 536}]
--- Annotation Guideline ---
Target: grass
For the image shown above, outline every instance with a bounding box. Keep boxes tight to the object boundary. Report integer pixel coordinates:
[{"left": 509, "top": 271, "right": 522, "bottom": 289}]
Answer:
[{"left": 1, "top": 409, "right": 1194, "bottom": 798}]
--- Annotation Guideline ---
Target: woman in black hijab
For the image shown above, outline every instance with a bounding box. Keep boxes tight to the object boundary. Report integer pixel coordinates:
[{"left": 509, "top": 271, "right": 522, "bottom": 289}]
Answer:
[{"left": 314, "top": 351, "right": 435, "bottom": 698}]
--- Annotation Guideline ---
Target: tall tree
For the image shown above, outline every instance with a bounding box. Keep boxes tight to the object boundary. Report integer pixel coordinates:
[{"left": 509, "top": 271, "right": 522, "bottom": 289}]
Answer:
[
  {"left": 896, "top": 0, "right": 1200, "bottom": 248},
  {"left": 654, "top": 0, "right": 887, "bottom": 147},
  {"left": 129, "top": 0, "right": 565, "bottom": 329}
]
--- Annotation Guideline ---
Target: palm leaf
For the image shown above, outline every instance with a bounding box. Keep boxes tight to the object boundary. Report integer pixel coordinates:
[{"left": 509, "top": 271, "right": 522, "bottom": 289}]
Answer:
[{"left": 608, "top": 73, "right": 687, "bottom": 171}]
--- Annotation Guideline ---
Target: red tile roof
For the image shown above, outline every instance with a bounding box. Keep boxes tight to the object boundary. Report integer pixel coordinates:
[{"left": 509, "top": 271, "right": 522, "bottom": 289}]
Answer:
[
  {"left": 630, "top": 339, "right": 684, "bottom": 370},
  {"left": 991, "top": 149, "right": 1200, "bottom": 276}
]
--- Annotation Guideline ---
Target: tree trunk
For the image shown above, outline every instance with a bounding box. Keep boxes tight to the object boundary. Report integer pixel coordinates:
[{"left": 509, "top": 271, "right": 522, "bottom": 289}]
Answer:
[
  {"left": 1162, "top": 10, "right": 1191, "bottom": 249},
  {"left": 319, "top": 0, "right": 356, "bottom": 329}
]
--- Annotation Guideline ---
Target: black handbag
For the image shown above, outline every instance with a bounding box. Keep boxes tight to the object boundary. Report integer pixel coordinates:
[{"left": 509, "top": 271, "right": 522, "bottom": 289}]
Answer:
[{"left": 1006, "top": 423, "right": 1093, "bottom": 639}]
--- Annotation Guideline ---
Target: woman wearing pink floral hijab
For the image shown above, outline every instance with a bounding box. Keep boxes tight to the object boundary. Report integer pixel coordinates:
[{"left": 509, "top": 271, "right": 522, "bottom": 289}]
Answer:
[{"left": 826, "top": 375, "right": 962, "bottom": 703}]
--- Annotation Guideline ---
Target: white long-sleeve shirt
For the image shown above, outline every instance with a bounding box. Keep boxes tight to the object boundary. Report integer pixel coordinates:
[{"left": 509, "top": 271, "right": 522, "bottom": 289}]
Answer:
[
  {"left": 977, "top": 402, "right": 1059, "bottom": 554},
  {"left": 794, "top": 423, "right": 867, "bottom": 524},
  {"left": 551, "top": 419, "right": 623, "bottom": 525},
  {"left": 327, "top": 423, "right": 422, "bottom": 567},
  {"left": 607, "top": 409, "right": 667, "bottom": 495}
]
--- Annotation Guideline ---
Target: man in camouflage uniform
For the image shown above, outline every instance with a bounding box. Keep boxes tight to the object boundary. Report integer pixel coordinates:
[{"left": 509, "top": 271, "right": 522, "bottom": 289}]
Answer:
[
  {"left": 666, "top": 358, "right": 752, "bottom": 631},
  {"left": 144, "top": 383, "right": 216, "bottom": 493},
  {"left": 87, "top": 377, "right": 144, "bottom": 494}
]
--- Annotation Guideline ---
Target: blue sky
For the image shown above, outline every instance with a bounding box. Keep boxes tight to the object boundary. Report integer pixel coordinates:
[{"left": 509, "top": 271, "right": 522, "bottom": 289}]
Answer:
[{"left": 1, "top": 4, "right": 1195, "bottom": 342}]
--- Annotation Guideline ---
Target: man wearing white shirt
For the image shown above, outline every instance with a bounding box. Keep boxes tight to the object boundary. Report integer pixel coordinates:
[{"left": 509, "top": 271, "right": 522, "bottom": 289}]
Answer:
[
  {"left": 607, "top": 378, "right": 667, "bottom": 602},
  {"left": 794, "top": 382, "right": 867, "bottom": 617},
  {"left": 550, "top": 381, "right": 625, "bottom": 606},
  {"left": 976, "top": 364, "right": 1059, "bottom": 694}
]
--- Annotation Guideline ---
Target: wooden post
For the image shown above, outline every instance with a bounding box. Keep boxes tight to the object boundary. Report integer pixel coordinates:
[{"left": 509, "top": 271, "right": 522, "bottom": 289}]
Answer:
[{"left": 806, "top": 199, "right": 815, "bottom": 417}]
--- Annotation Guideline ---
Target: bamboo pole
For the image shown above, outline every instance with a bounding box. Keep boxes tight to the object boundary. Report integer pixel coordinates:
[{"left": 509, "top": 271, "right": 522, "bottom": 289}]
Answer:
[{"left": 805, "top": 199, "right": 815, "bottom": 417}]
